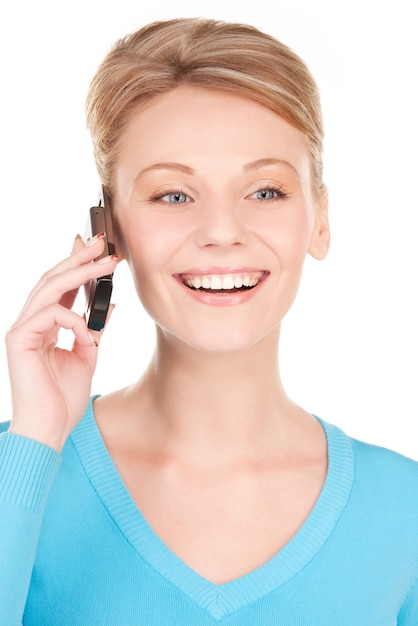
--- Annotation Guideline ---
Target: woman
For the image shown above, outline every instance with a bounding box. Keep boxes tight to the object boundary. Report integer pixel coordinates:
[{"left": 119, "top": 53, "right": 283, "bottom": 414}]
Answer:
[{"left": 1, "top": 18, "right": 417, "bottom": 624}]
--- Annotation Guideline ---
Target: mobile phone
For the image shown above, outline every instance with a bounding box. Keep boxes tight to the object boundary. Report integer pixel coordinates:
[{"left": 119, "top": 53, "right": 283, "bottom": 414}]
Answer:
[{"left": 84, "top": 186, "right": 115, "bottom": 331}]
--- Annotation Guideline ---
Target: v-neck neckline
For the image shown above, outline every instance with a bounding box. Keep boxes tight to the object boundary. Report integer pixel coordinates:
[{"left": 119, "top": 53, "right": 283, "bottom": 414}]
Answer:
[{"left": 70, "top": 397, "right": 354, "bottom": 621}]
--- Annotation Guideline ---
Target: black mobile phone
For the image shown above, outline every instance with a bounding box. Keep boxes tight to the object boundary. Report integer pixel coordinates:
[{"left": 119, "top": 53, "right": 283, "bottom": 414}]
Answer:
[{"left": 84, "top": 186, "right": 115, "bottom": 331}]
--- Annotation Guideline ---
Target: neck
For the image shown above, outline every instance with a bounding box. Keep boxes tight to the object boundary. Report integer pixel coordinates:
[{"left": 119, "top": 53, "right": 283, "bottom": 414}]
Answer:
[{"left": 124, "top": 327, "right": 303, "bottom": 465}]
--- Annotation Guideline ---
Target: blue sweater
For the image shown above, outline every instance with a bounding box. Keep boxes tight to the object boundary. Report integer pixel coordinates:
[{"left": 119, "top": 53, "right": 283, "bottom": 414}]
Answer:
[{"left": 1, "top": 398, "right": 418, "bottom": 624}]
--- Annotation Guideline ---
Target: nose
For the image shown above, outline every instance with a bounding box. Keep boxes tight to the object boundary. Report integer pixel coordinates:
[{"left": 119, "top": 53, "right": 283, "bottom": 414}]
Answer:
[{"left": 193, "top": 199, "right": 247, "bottom": 249}]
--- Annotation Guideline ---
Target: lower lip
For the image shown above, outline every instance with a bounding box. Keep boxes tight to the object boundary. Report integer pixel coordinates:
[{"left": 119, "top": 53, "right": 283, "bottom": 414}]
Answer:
[{"left": 175, "top": 277, "right": 267, "bottom": 307}]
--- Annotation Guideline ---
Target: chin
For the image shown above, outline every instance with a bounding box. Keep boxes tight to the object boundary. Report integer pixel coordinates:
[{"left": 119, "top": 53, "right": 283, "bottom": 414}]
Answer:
[{"left": 163, "top": 324, "right": 278, "bottom": 357}]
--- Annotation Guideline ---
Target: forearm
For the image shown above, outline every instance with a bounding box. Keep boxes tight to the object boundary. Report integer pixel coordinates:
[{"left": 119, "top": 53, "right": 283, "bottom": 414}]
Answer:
[{"left": 0, "top": 432, "right": 61, "bottom": 624}]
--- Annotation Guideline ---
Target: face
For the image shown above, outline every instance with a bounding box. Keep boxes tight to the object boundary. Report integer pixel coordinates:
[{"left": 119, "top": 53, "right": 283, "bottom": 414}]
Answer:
[{"left": 114, "top": 87, "right": 329, "bottom": 354}]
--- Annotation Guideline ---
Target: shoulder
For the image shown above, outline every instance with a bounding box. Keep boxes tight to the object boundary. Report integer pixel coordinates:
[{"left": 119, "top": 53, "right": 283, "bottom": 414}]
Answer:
[
  {"left": 351, "top": 436, "right": 418, "bottom": 482},
  {"left": 320, "top": 417, "right": 418, "bottom": 519},
  {"left": 349, "top": 434, "right": 418, "bottom": 520},
  {"left": 322, "top": 417, "right": 418, "bottom": 485}
]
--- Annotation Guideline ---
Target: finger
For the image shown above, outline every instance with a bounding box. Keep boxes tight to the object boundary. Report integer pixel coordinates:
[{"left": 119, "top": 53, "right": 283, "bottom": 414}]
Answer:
[
  {"left": 60, "top": 234, "right": 110, "bottom": 310},
  {"left": 61, "top": 233, "right": 84, "bottom": 310},
  {"left": 21, "top": 234, "right": 107, "bottom": 310},
  {"left": 59, "top": 286, "right": 81, "bottom": 311},
  {"left": 18, "top": 253, "right": 118, "bottom": 325},
  {"left": 7, "top": 303, "right": 96, "bottom": 357},
  {"left": 71, "top": 233, "right": 84, "bottom": 254},
  {"left": 72, "top": 302, "right": 117, "bottom": 371},
  {"left": 41, "top": 233, "right": 107, "bottom": 283}
]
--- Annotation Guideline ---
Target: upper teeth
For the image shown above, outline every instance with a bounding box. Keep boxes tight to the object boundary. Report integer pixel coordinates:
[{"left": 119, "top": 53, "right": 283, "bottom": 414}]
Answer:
[{"left": 183, "top": 273, "right": 263, "bottom": 290}]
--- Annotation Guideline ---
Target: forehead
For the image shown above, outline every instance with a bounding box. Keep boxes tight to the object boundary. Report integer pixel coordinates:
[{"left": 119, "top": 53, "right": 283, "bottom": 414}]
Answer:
[{"left": 116, "top": 86, "right": 311, "bottom": 181}]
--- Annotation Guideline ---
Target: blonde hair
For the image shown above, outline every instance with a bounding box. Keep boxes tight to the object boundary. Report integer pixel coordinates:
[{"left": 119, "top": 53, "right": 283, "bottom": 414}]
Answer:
[{"left": 86, "top": 18, "right": 326, "bottom": 202}]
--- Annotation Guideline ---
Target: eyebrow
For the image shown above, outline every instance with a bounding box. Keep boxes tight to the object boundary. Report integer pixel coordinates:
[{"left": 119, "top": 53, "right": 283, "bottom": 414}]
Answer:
[
  {"left": 135, "top": 157, "right": 299, "bottom": 181},
  {"left": 135, "top": 162, "right": 195, "bottom": 181},
  {"left": 243, "top": 158, "right": 300, "bottom": 177}
]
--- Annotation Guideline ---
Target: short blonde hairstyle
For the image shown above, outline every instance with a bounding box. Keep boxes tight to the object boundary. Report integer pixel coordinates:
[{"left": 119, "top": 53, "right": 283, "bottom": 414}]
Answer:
[{"left": 86, "top": 18, "right": 326, "bottom": 203}]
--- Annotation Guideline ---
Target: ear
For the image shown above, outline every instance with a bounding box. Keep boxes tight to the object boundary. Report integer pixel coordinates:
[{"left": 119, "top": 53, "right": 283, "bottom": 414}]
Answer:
[
  {"left": 114, "top": 230, "right": 126, "bottom": 262},
  {"left": 104, "top": 185, "right": 126, "bottom": 262},
  {"left": 308, "top": 193, "right": 330, "bottom": 260},
  {"left": 111, "top": 212, "right": 127, "bottom": 262}
]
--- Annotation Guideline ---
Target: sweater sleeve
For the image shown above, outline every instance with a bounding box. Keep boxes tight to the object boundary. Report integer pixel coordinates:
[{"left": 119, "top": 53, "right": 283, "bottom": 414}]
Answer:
[{"left": 0, "top": 430, "right": 62, "bottom": 625}]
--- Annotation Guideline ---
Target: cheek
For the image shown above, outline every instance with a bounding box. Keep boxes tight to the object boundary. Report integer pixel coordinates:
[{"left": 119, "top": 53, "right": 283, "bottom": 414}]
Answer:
[
  {"left": 118, "top": 211, "right": 190, "bottom": 285},
  {"left": 260, "top": 207, "right": 314, "bottom": 265}
]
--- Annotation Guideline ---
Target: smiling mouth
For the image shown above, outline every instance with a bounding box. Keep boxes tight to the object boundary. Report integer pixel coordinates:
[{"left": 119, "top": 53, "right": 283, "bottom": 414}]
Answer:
[{"left": 178, "top": 271, "right": 268, "bottom": 293}]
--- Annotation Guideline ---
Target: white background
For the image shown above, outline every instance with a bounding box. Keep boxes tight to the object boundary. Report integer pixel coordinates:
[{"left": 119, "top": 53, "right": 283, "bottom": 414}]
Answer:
[{"left": 1, "top": 0, "right": 417, "bottom": 459}]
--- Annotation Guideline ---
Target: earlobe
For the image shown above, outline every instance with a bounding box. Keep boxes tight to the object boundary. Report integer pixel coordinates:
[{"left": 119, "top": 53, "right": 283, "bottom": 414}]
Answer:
[
  {"left": 114, "top": 237, "right": 126, "bottom": 262},
  {"left": 112, "top": 214, "right": 127, "bottom": 262},
  {"left": 308, "top": 197, "right": 330, "bottom": 260}
]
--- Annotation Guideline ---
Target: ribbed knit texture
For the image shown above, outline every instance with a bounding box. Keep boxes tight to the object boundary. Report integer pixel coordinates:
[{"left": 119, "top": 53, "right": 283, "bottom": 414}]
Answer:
[
  {"left": 0, "top": 433, "right": 60, "bottom": 513},
  {"left": 70, "top": 404, "right": 354, "bottom": 619},
  {"left": 0, "top": 430, "right": 62, "bottom": 624},
  {"left": 1, "top": 399, "right": 418, "bottom": 624}
]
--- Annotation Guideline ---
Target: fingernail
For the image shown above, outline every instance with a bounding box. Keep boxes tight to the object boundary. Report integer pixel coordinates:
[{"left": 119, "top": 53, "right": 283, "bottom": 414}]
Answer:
[
  {"left": 71, "top": 233, "right": 83, "bottom": 253},
  {"left": 97, "top": 254, "right": 118, "bottom": 264},
  {"left": 88, "top": 333, "right": 99, "bottom": 347},
  {"left": 86, "top": 232, "right": 105, "bottom": 246}
]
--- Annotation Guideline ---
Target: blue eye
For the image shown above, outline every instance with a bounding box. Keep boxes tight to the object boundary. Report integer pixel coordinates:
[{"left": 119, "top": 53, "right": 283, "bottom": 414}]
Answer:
[
  {"left": 250, "top": 186, "right": 288, "bottom": 201},
  {"left": 151, "top": 190, "right": 192, "bottom": 204},
  {"left": 255, "top": 189, "right": 276, "bottom": 200},
  {"left": 164, "top": 192, "right": 188, "bottom": 203}
]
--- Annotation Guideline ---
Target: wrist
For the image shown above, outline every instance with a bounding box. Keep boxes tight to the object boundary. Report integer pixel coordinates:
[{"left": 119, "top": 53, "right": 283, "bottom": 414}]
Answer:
[{"left": 8, "top": 420, "right": 66, "bottom": 453}]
